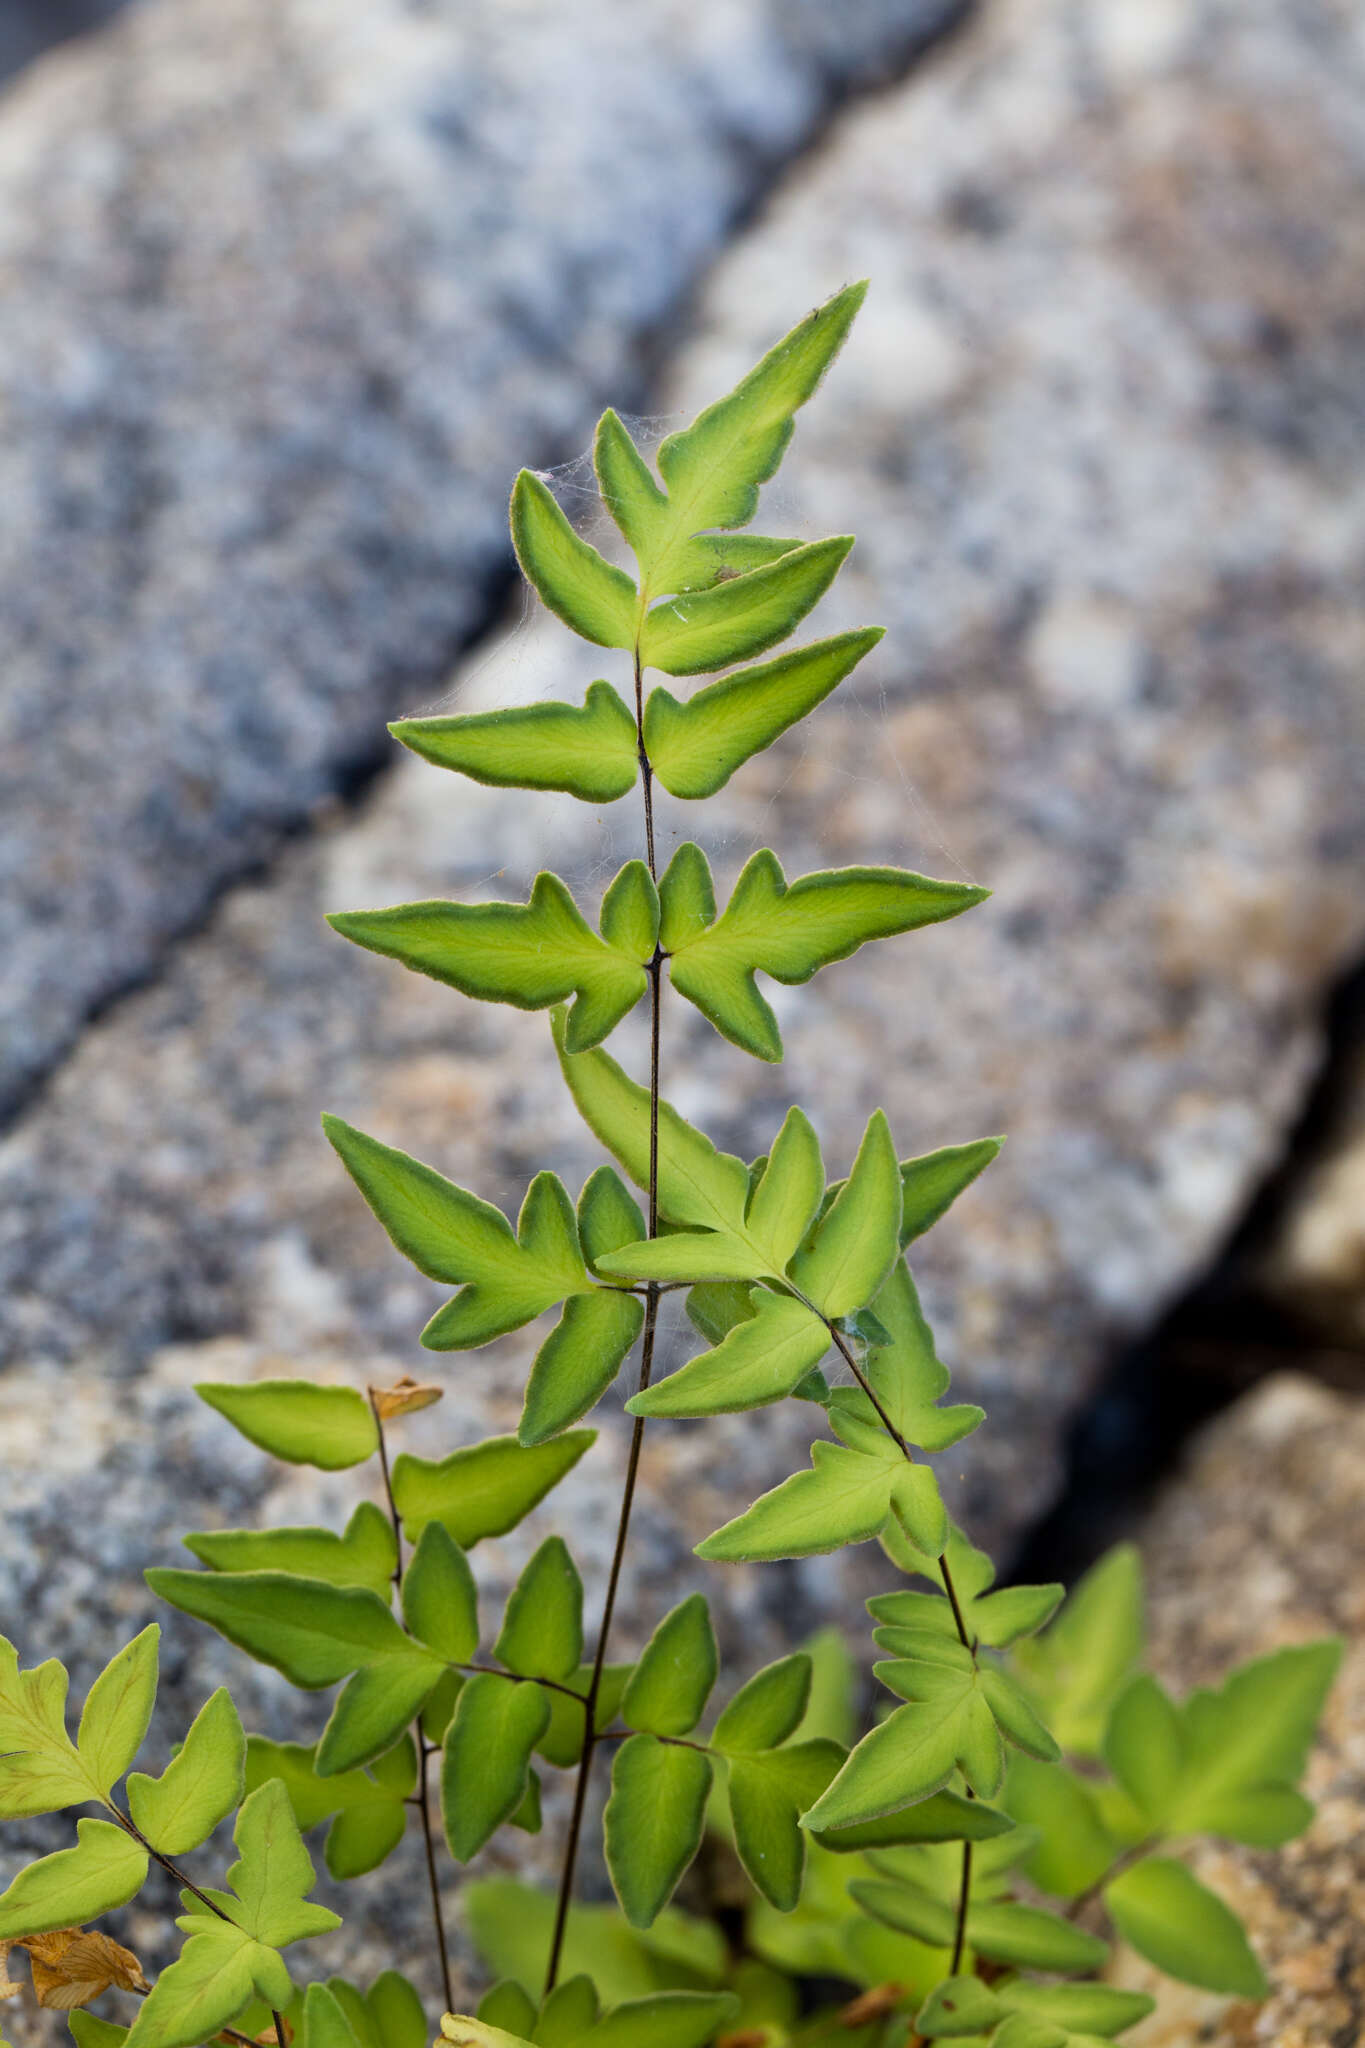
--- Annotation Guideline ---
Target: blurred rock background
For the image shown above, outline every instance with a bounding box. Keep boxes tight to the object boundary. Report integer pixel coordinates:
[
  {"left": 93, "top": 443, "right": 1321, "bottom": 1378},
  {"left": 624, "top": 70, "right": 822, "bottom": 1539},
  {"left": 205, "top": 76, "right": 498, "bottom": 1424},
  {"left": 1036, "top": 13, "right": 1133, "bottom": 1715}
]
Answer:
[{"left": 0, "top": 0, "right": 1363, "bottom": 2041}]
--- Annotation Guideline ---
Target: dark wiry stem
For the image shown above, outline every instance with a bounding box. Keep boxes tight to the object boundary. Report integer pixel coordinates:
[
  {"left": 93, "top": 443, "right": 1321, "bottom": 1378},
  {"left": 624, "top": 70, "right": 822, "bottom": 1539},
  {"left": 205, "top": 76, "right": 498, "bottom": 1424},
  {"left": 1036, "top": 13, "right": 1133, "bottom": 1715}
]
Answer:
[{"left": 546, "top": 652, "right": 663, "bottom": 1995}]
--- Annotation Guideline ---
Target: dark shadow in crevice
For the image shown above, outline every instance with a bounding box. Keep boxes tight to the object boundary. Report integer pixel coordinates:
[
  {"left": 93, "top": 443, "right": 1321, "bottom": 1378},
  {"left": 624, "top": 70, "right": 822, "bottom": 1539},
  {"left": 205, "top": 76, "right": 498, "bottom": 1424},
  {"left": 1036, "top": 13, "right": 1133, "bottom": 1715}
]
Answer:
[
  {"left": 1011, "top": 952, "right": 1365, "bottom": 1587},
  {"left": 0, "top": 0, "right": 127, "bottom": 86}
]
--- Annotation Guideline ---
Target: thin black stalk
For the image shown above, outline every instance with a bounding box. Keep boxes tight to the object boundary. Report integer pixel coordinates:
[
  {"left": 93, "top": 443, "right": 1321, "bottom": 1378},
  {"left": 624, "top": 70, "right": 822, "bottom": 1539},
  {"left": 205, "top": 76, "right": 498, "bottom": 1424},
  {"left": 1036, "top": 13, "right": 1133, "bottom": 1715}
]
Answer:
[{"left": 368, "top": 1389, "right": 405, "bottom": 1593}]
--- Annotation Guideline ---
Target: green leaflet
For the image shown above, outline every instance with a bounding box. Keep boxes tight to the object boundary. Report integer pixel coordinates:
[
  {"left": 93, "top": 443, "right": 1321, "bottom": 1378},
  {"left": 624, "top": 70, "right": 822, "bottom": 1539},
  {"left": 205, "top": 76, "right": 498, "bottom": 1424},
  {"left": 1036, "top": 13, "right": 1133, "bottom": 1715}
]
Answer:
[
  {"left": 667, "top": 849, "right": 987, "bottom": 1063},
  {"left": 790, "top": 1110, "right": 901, "bottom": 1316},
  {"left": 552, "top": 1011, "right": 751, "bottom": 1233},
  {"left": 324, "top": 1969, "right": 426, "bottom": 2048},
  {"left": 814, "top": 1788, "right": 1013, "bottom": 1853},
  {"left": 534, "top": 1664, "right": 634, "bottom": 1769},
  {"left": 195, "top": 1379, "right": 378, "bottom": 1471},
  {"left": 856, "top": 1261, "right": 984, "bottom": 1455},
  {"left": 746, "top": 1107, "right": 825, "bottom": 1269},
  {"left": 644, "top": 630, "right": 883, "bottom": 799},
  {"left": 621, "top": 1596, "right": 717, "bottom": 1736},
  {"left": 123, "top": 1927, "right": 280, "bottom": 2048},
  {"left": 328, "top": 867, "right": 653, "bottom": 1056},
  {"left": 0, "top": 1639, "right": 98, "bottom": 1819},
  {"left": 392, "top": 681, "right": 639, "bottom": 804},
  {"left": 184, "top": 1501, "right": 398, "bottom": 1597},
  {"left": 475, "top": 1982, "right": 537, "bottom": 2035},
  {"left": 727, "top": 1742, "right": 844, "bottom": 1915},
  {"left": 581, "top": 1992, "right": 739, "bottom": 2048},
  {"left": 870, "top": 1523, "right": 1062, "bottom": 1652},
  {"left": 596, "top": 1230, "right": 771, "bottom": 1286},
  {"left": 801, "top": 1669, "right": 1002, "bottom": 1830},
  {"left": 401, "top": 1524, "right": 480, "bottom": 1664},
  {"left": 852, "top": 1879, "right": 1106, "bottom": 1976},
  {"left": 697, "top": 1438, "right": 935, "bottom": 1564},
  {"left": 604, "top": 1736, "right": 712, "bottom": 1929},
  {"left": 128, "top": 1688, "right": 246, "bottom": 1855},
  {"left": 301, "top": 1984, "right": 364, "bottom": 2048},
  {"left": 1104, "top": 1857, "right": 1267, "bottom": 1997},
  {"left": 629, "top": 283, "right": 867, "bottom": 592},
  {"left": 145, "top": 1570, "right": 444, "bottom": 1773},
  {"left": 69, "top": 2018, "right": 130, "bottom": 2047},
  {"left": 577, "top": 1165, "right": 648, "bottom": 1271},
  {"left": 495, "top": 1539, "right": 584, "bottom": 1682},
  {"left": 441, "top": 1673, "right": 550, "bottom": 1861},
  {"left": 1002, "top": 1755, "right": 1117, "bottom": 1899},
  {"left": 510, "top": 469, "right": 639, "bottom": 651},
  {"left": 0, "top": 1819, "right": 148, "bottom": 1939},
  {"left": 77, "top": 1626, "right": 159, "bottom": 1796},
  {"left": 246, "top": 1736, "right": 417, "bottom": 1882},
  {"left": 713, "top": 1653, "right": 812, "bottom": 1754},
  {"left": 915, "top": 1978, "right": 1155, "bottom": 2042},
  {"left": 390, "top": 1431, "right": 595, "bottom": 1547},
  {"left": 520, "top": 1287, "right": 645, "bottom": 1446},
  {"left": 1102, "top": 1673, "right": 1183, "bottom": 1830},
  {"left": 1010, "top": 1543, "right": 1143, "bottom": 1756},
  {"left": 899, "top": 1138, "right": 1003, "bottom": 1247},
  {"left": 639, "top": 536, "right": 852, "bottom": 677},
  {"left": 536, "top": 1975, "right": 599, "bottom": 2043}
]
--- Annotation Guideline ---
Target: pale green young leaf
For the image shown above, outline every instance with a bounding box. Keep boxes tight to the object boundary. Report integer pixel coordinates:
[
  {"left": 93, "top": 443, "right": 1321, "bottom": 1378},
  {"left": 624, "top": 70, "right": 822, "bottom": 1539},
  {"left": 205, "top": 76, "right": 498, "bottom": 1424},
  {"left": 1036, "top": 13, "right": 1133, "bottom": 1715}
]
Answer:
[
  {"left": 696, "top": 1440, "right": 899, "bottom": 1563},
  {"left": 323, "top": 1118, "right": 586, "bottom": 1346},
  {"left": 391, "top": 681, "right": 639, "bottom": 804},
  {"left": 585, "top": 1991, "right": 741, "bottom": 2048},
  {"left": 713, "top": 1652, "right": 812, "bottom": 1755},
  {"left": 184, "top": 1501, "right": 398, "bottom": 1597},
  {"left": 1010, "top": 1543, "right": 1143, "bottom": 1757},
  {"left": 318, "top": 1659, "right": 446, "bottom": 1776},
  {"left": 77, "top": 1626, "right": 159, "bottom": 1795},
  {"left": 0, "top": 1641, "right": 94, "bottom": 1819},
  {"left": 576, "top": 1166, "right": 647, "bottom": 1271},
  {"left": 669, "top": 852, "right": 986, "bottom": 1063},
  {"left": 976, "top": 1668, "right": 1061, "bottom": 1764},
  {"left": 127, "top": 1688, "right": 246, "bottom": 1855},
  {"left": 495, "top": 1538, "right": 583, "bottom": 1681},
  {"left": 1104, "top": 1857, "right": 1267, "bottom": 1996},
  {"left": 914, "top": 1974, "right": 1002, "bottom": 2037},
  {"left": 475, "top": 1983, "right": 537, "bottom": 2036},
  {"left": 745, "top": 1108, "right": 825, "bottom": 1269},
  {"left": 813, "top": 1787, "right": 1012, "bottom": 1852},
  {"left": 510, "top": 469, "right": 638, "bottom": 650},
  {"left": 800, "top": 1677, "right": 983, "bottom": 1832},
  {"left": 122, "top": 1926, "right": 264, "bottom": 2048},
  {"left": 552, "top": 1012, "right": 750, "bottom": 1232},
  {"left": 899, "top": 1139, "right": 1003, "bottom": 1247},
  {"left": 328, "top": 872, "right": 647, "bottom": 1056},
  {"left": 145, "top": 1569, "right": 428, "bottom": 1690},
  {"left": 536, "top": 1973, "right": 599, "bottom": 2044},
  {"left": 858, "top": 1261, "right": 984, "bottom": 1457},
  {"left": 726, "top": 1740, "right": 843, "bottom": 1912},
  {"left": 302, "top": 1983, "right": 363, "bottom": 2048},
  {"left": 599, "top": 861, "right": 660, "bottom": 963},
  {"left": 999, "top": 1983, "right": 1155, "bottom": 2039},
  {"left": 790, "top": 1112, "right": 902, "bottom": 1316},
  {"left": 441, "top": 1673, "right": 551, "bottom": 1861},
  {"left": 595, "top": 1230, "right": 771, "bottom": 1285},
  {"left": 621, "top": 1595, "right": 717, "bottom": 1736},
  {"left": 401, "top": 1524, "right": 479, "bottom": 1664},
  {"left": 519, "top": 1288, "right": 644, "bottom": 1446},
  {"left": 328, "top": 1971, "right": 428, "bottom": 2048},
  {"left": 640, "top": 536, "right": 852, "bottom": 677},
  {"left": 594, "top": 407, "right": 669, "bottom": 566},
  {"left": 1102, "top": 1673, "right": 1183, "bottom": 1827},
  {"left": 888, "top": 1465, "right": 948, "bottom": 1558},
  {"left": 439, "top": 2022, "right": 534, "bottom": 2048},
  {"left": 684, "top": 1279, "right": 756, "bottom": 1347},
  {"left": 1002, "top": 1755, "right": 1116, "bottom": 1899},
  {"left": 644, "top": 630, "right": 882, "bottom": 799},
  {"left": 1166, "top": 1640, "right": 1341, "bottom": 1845},
  {"left": 224, "top": 1777, "right": 343, "bottom": 1946},
  {"left": 656, "top": 843, "right": 717, "bottom": 955},
  {"left": 246, "top": 1736, "right": 416, "bottom": 1882},
  {"left": 69, "top": 2016, "right": 130, "bottom": 2046},
  {"left": 646, "top": 282, "right": 867, "bottom": 587},
  {"left": 195, "top": 1380, "right": 378, "bottom": 1471},
  {"left": 390, "top": 1430, "right": 594, "bottom": 1547},
  {"left": 629, "top": 1290, "right": 829, "bottom": 1421},
  {"left": 962, "top": 1900, "right": 1107, "bottom": 1975},
  {"left": 604, "top": 1736, "right": 712, "bottom": 1929},
  {"left": 0, "top": 1820, "right": 148, "bottom": 1938}
]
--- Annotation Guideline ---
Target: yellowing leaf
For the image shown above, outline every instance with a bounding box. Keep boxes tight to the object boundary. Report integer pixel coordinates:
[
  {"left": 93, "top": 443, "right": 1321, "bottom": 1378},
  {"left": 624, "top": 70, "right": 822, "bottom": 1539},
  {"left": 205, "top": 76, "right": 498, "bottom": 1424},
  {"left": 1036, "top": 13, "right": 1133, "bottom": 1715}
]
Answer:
[{"left": 369, "top": 1377, "right": 444, "bottom": 1422}]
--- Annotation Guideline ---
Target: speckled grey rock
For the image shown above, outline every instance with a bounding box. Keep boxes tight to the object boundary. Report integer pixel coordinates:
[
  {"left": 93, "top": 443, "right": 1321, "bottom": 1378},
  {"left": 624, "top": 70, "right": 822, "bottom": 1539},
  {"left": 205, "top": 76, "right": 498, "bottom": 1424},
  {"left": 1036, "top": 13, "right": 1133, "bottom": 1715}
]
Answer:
[
  {"left": 0, "top": 0, "right": 961, "bottom": 1122},
  {"left": 1116, "top": 1374, "right": 1364, "bottom": 2046}
]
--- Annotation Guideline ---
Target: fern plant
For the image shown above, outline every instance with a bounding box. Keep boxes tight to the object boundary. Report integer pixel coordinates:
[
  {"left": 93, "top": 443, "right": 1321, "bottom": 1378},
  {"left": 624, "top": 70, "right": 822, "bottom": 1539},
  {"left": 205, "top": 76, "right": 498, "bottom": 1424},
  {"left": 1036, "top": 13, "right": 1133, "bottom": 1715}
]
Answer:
[{"left": 0, "top": 287, "right": 1340, "bottom": 2048}]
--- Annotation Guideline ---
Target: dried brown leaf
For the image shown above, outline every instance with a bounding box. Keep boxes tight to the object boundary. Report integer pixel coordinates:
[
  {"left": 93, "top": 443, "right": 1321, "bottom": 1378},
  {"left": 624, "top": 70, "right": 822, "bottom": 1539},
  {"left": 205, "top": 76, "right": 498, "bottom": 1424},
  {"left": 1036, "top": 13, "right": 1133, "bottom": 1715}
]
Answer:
[
  {"left": 370, "top": 1376, "right": 444, "bottom": 1421},
  {"left": 837, "top": 1982, "right": 907, "bottom": 2026},
  {"left": 0, "top": 1944, "right": 21, "bottom": 2002},
  {"left": 24, "top": 1927, "right": 149, "bottom": 2009}
]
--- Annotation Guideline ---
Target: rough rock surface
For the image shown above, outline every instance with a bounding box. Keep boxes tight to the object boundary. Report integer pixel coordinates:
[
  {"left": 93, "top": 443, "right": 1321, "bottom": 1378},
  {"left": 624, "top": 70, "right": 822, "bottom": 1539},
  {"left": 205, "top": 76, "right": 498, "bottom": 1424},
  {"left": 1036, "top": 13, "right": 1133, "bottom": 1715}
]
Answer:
[
  {"left": 1259, "top": 1034, "right": 1365, "bottom": 1350},
  {"left": 0, "top": 0, "right": 959, "bottom": 1120},
  {"left": 1118, "top": 1374, "right": 1364, "bottom": 2046}
]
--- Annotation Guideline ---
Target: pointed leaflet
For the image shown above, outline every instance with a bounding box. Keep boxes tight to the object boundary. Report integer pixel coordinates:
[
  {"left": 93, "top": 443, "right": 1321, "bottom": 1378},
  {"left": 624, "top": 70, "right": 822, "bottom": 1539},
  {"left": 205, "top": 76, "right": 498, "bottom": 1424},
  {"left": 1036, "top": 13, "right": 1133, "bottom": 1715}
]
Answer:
[
  {"left": 0, "top": 1641, "right": 97, "bottom": 1819},
  {"left": 922, "top": 1979, "right": 1156, "bottom": 2041},
  {"left": 323, "top": 1118, "right": 588, "bottom": 1349},
  {"left": 667, "top": 849, "right": 986, "bottom": 1062},
  {"left": 621, "top": 1596, "right": 717, "bottom": 1736},
  {"left": 495, "top": 1540, "right": 583, "bottom": 1682},
  {"left": 790, "top": 1111, "right": 901, "bottom": 1317},
  {"left": 520, "top": 1288, "right": 643, "bottom": 1446},
  {"left": 871, "top": 1523, "right": 1062, "bottom": 1653},
  {"left": 814, "top": 1788, "right": 1012, "bottom": 1852},
  {"left": 1165, "top": 1641, "right": 1341, "bottom": 1845},
  {"left": 657, "top": 841, "right": 717, "bottom": 955},
  {"left": 899, "top": 1138, "right": 1002, "bottom": 1247},
  {"left": 1104, "top": 1857, "right": 1267, "bottom": 1997},
  {"left": 510, "top": 469, "right": 638, "bottom": 650},
  {"left": 726, "top": 1741, "right": 843, "bottom": 1912},
  {"left": 595, "top": 1231, "right": 771, "bottom": 1286},
  {"left": 0, "top": 1822, "right": 148, "bottom": 1939},
  {"left": 1102, "top": 1674, "right": 1183, "bottom": 1831},
  {"left": 713, "top": 1653, "right": 812, "bottom": 1755},
  {"left": 536, "top": 1975, "right": 599, "bottom": 2043},
  {"left": 639, "top": 536, "right": 851, "bottom": 678},
  {"left": 184, "top": 1501, "right": 397, "bottom": 1599},
  {"left": 854, "top": 1880, "right": 1106, "bottom": 1976},
  {"left": 302, "top": 1984, "right": 364, "bottom": 2048},
  {"left": 122, "top": 1928, "right": 271, "bottom": 2048},
  {"left": 1002, "top": 1755, "right": 1117, "bottom": 1899},
  {"left": 128, "top": 1689, "right": 246, "bottom": 1855},
  {"left": 328, "top": 868, "right": 651, "bottom": 1058},
  {"left": 604, "top": 1737, "right": 712, "bottom": 1929},
  {"left": 645, "top": 630, "right": 883, "bottom": 800},
  {"left": 1010, "top": 1543, "right": 1143, "bottom": 1756},
  {"left": 390, "top": 1431, "right": 594, "bottom": 1547},
  {"left": 391, "top": 680, "right": 639, "bottom": 804},
  {"left": 856, "top": 1261, "right": 984, "bottom": 1454},
  {"left": 225, "top": 1778, "right": 341, "bottom": 1947},
  {"left": 801, "top": 1671, "right": 1003, "bottom": 1830},
  {"left": 195, "top": 1381, "right": 378, "bottom": 1471},
  {"left": 401, "top": 1524, "right": 479, "bottom": 1665},
  {"left": 631, "top": 1292, "right": 829, "bottom": 1421},
  {"left": 637, "top": 282, "right": 867, "bottom": 591},
  {"left": 328, "top": 1970, "right": 428, "bottom": 2048},
  {"left": 245, "top": 1737, "right": 416, "bottom": 1881},
  {"left": 77, "top": 1627, "right": 159, "bottom": 1796},
  {"left": 475, "top": 1983, "right": 537, "bottom": 2035},
  {"left": 697, "top": 1438, "right": 929, "bottom": 1563},
  {"left": 552, "top": 1011, "right": 750, "bottom": 1233},
  {"left": 746, "top": 1108, "right": 826, "bottom": 1269},
  {"left": 441, "top": 1673, "right": 550, "bottom": 1861}
]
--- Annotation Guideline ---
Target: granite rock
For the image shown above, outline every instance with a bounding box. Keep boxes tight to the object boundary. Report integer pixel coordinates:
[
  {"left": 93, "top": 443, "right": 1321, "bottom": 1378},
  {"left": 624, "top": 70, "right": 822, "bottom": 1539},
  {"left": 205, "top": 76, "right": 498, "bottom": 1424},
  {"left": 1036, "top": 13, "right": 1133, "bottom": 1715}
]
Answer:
[
  {"left": 0, "top": 0, "right": 960, "bottom": 1121},
  {"left": 1118, "top": 1373, "right": 1364, "bottom": 2046}
]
